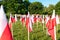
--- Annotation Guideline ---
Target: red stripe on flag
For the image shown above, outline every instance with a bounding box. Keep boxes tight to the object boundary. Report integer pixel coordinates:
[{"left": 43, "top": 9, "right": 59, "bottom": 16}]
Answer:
[
  {"left": 26, "top": 17, "right": 32, "bottom": 32},
  {"left": 46, "top": 18, "right": 56, "bottom": 40},
  {"left": 11, "top": 17, "right": 15, "bottom": 23},
  {"left": 0, "top": 24, "right": 13, "bottom": 40}
]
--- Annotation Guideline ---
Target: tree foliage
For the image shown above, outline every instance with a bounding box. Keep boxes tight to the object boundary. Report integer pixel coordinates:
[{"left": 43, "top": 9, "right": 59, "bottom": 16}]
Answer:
[
  {"left": 55, "top": 1, "right": 60, "bottom": 15},
  {"left": 47, "top": 4, "right": 55, "bottom": 15},
  {"left": 28, "top": 2, "right": 43, "bottom": 14},
  {"left": 43, "top": 7, "right": 48, "bottom": 15},
  {"left": 1, "top": 0, "right": 60, "bottom": 15},
  {"left": 2, "top": 0, "right": 30, "bottom": 14}
]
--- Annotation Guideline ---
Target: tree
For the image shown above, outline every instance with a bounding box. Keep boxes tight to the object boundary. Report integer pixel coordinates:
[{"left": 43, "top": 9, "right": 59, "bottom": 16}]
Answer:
[
  {"left": 28, "top": 2, "right": 43, "bottom": 14},
  {"left": 55, "top": 1, "right": 60, "bottom": 15},
  {"left": 43, "top": 6, "right": 48, "bottom": 15},
  {"left": 47, "top": 4, "right": 55, "bottom": 15},
  {"left": 2, "top": 0, "right": 17, "bottom": 14},
  {"left": 23, "top": 0, "right": 30, "bottom": 14},
  {"left": 2, "top": 0, "right": 30, "bottom": 15}
]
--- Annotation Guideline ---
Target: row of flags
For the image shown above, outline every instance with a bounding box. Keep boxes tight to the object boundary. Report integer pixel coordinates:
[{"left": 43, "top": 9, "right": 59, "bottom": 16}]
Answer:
[
  {"left": 0, "top": 5, "right": 59, "bottom": 40},
  {"left": 9, "top": 10, "right": 60, "bottom": 40}
]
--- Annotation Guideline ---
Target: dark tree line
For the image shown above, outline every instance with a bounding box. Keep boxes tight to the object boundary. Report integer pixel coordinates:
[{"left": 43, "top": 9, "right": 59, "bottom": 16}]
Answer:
[{"left": 0, "top": 0, "right": 60, "bottom": 15}]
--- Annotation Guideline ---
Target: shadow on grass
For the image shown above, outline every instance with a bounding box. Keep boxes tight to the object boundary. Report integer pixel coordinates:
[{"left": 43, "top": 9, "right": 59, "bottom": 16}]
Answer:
[
  {"left": 58, "top": 38, "right": 60, "bottom": 40},
  {"left": 58, "top": 30, "right": 60, "bottom": 33}
]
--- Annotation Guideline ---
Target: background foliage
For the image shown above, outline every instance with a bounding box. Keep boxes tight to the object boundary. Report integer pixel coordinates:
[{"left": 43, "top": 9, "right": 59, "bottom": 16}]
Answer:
[
  {"left": 0, "top": 0, "right": 59, "bottom": 15},
  {"left": 28, "top": 2, "right": 43, "bottom": 14}
]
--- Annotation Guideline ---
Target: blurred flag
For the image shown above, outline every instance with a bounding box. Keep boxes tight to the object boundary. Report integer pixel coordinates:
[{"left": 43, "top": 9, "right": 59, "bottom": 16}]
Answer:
[
  {"left": 42, "top": 15, "right": 44, "bottom": 23},
  {"left": 46, "top": 10, "right": 56, "bottom": 40},
  {"left": 9, "top": 14, "right": 12, "bottom": 28},
  {"left": 0, "top": 5, "right": 13, "bottom": 40},
  {"left": 34, "top": 15, "right": 37, "bottom": 23},
  {"left": 15, "top": 14, "right": 17, "bottom": 22},
  {"left": 25, "top": 12, "right": 32, "bottom": 32},
  {"left": 45, "top": 15, "right": 50, "bottom": 35},
  {"left": 20, "top": 15, "right": 25, "bottom": 24},
  {"left": 11, "top": 15, "right": 15, "bottom": 23},
  {"left": 31, "top": 15, "right": 34, "bottom": 24},
  {"left": 56, "top": 15, "right": 59, "bottom": 24},
  {"left": 9, "top": 14, "right": 15, "bottom": 28},
  {"left": 39, "top": 15, "right": 42, "bottom": 23}
]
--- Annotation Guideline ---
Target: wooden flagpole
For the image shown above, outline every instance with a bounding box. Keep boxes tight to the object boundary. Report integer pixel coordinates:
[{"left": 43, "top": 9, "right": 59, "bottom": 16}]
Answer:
[
  {"left": 54, "top": 26, "right": 56, "bottom": 40},
  {"left": 43, "top": 15, "right": 44, "bottom": 31},
  {"left": 28, "top": 22, "right": 29, "bottom": 40}
]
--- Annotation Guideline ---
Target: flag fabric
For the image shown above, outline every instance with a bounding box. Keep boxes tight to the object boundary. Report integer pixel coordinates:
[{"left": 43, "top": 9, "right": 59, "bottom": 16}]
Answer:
[
  {"left": 20, "top": 15, "right": 25, "bottom": 24},
  {"left": 39, "top": 16, "right": 42, "bottom": 23},
  {"left": 9, "top": 14, "right": 12, "bottom": 28},
  {"left": 45, "top": 15, "right": 50, "bottom": 35},
  {"left": 11, "top": 15, "right": 15, "bottom": 23},
  {"left": 34, "top": 16, "right": 37, "bottom": 23},
  {"left": 56, "top": 15, "right": 59, "bottom": 24},
  {"left": 9, "top": 14, "right": 15, "bottom": 28},
  {"left": 31, "top": 15, "right": 34, "bottom": 24},
  {"left": 36, "top": 15, "right": 39, "bottom": 22},
  {"left": 15, "top": 14, "right": 17, "bottom": 22},
  {"left": 25, "top": 12, "right": 32, "bottom": 32},
  {"left": 46, "top": 18, "right": 55, "bottom": 40},
  {"left": 0, "top": 5, "right": 13, "bottom": 40},
  {"left": 46, "top": 10, "right": 56, "bottom": 40}
]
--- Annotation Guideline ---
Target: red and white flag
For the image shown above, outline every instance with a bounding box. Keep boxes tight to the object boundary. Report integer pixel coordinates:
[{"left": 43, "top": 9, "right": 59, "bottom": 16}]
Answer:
[
  {"left": 34, "top": 16, "right": 37, "bottom": 23},
  {"left": 9, "top": 14, "right": 15, "bottom": 28},
  {"left": 31, "top": 15, "right": 34, "bottom": 24},
  {"left": 42, "top": 15, "right": 44, "bottom": 23},
  {"left": 9, "top": 14, "right": 12, "bottom": 28},
  {"left": 11, "top": 15, "right": 15, "bottom": 23},
  {"left": 45, "top": 15, "right": 50, "bottom": 35},
  {"left": 36, "top": 15, "right": 39, "bottom": 22},
  {"left": 39, "top": 15, "right": 42, "bottom": 22},
  {"left": 20, "top": 15, "right": 25, "bottom": 24},
  {"left": 25, "top": 12, "right": 32, "bottom": 32},
  {"left": 0, "top": 5, "right": 13, "bottom": 40},
  {"left": 15, "top": 14, "right": 17, "bottom": 22},
  {"left": 56, "top": 15, "right": 59, "bottom": 24},
  {"left": 46, "top": 10, "right": 56, "bottom": 40}
]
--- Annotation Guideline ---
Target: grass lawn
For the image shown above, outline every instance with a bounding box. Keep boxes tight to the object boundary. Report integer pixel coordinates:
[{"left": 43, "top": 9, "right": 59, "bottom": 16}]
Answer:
[{"left": 12, "top": 20, "right": 60, "bottom": 40}]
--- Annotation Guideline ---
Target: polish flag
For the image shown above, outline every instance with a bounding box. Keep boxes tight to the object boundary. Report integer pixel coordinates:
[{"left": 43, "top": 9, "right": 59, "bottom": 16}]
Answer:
[
  {"left": 20, "top": 15, "right": 25, "bottom": 24},
  {"left": 15, "top": 14, "right": 17, "bottom": 22},
  {"left": 25, "top": 12, "right": 32, "bottom": 32},
  {"left": 51, "top": 10, "right": 56, "bottom": 40},
  {"left": 34, "top": 16, "right": 37, "bottom": 23},
  {"left": 45, "top": 15, "right": 49, "bottom": 23},
  {"left": 56, "top": 15, "right": 59, "bottom": 24},
  {"left": 46, "top": 10, "right": 56, "bottom": 40},
  {"left": 11, "top": 15, "right": 15, "bottom": 23},
  {"left": 31, "top": 15, "right": 34, "bottom": 24},
  {"left": 36, "top": 15, "right": 39, "bottom": 22},
  {"left": 45, "top": 15, "right": 50, "bottom": 35},
  {"left": 39, "top": 16, "right": 42, "bottom": 22},
  {"left": 9, "top": 14, "right": 15, "bottom": 28},
  {"left": 9, "top": 14, "right": 12, "bottom": 28},
  {"left": 0, "top": 5, "right": 13, "bottom": 40}
]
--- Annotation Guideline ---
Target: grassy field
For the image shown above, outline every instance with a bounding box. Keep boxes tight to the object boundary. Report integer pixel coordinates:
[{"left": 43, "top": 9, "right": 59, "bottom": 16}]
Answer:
[{"left": 12, "top": 20, "right": 60, "bottom": 40}]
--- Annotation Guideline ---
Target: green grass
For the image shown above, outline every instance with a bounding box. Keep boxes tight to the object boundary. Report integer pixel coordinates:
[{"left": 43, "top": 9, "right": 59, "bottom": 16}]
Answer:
[{"left": 12, "top": 20, "right": 60, "bottom": 40}]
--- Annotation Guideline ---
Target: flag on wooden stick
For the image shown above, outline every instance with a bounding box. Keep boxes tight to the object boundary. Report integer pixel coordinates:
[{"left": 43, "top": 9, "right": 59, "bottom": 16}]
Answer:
[
  {"left": 25, "top": 12, "right": 32, "bottom": 32},
  {"left": 9, "top": 14, "right": 15, "bottom": 28},
  {"left": 15, "top": 14, "right": 17, "bottom": 22},
  {"left": 0, "top": 5, "right": 13, "bottom": 40},
  {"left": 46, "top": 10, "right": 56, "bottom": 40}
]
